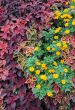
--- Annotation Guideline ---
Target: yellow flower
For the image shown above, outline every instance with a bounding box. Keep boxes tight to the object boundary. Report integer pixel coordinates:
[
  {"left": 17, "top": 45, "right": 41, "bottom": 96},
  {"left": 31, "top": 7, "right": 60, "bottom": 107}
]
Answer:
[
  {"left": 60, "top": 59, "right": 65, "bottom": 64},
  {"left": 64, "top": 19, "right": 70, "bottom": 22},
  {"left": 62, "top": 41, "right": 67, "bottom": 44},
  {"left": 47, "top": 91, "right": 53, "bottom": 97},
  {"left": 56, "top": 42, "right": 61, "bottom": 47},
  {"left": 29, "top": 67, "right": 34, "bottom": 72},
  {"left": 72, "top": 20, "right": 75, "bottom": 25},
  {"left": 61, "top": 14, "right": 72, "bottom": 19},
  {"left": 55, "top": 27, "right": 61, "bottom": 33},
  {"left": 53, "top": 61, "right": 57, "bottom": 66},
  {"left": 35, "top": 70, "right": 40, "bottom": 75},
  {"left": 51, "top": 69, "right": 55, "bottom": 73},
  {"left": 70, "top": 6, "right": 75, "bottom": 9},
  {"left": 48, "top": 69, "right": 52, "bottom": 73},
  {"left": 53, "top": 74, "right": 59, "bottom": 79},
  {"left": 63, "top": 44, "right": 68, "bottom": 49},
  {"left": 61, "top": 47, "right": 65, "bottom": 50},
  {"left": 41, "top": 63, "right": 47, "bottom": 70},
  {"left": 36, "top": 61, "right": 41, "bottom": 65},
  {"left": 56, "top": 51, "right": 61, "bottom": 56},
  {"left": 64, "top": 9, "right": 68, "bottom": 12},
  {"left": 65, "top": 30, "right": 70, "bottom": 34},
  {"left": 72, "top": 0, "right": 75, "bottom": 2},
  {"left": 49, "top": 69, "right": 55, "bottom": 73},
  {"left": 52, "top": 48, "right": 55, "bottom": 51},
  {"left": 36, "top": 84, "right": 41, "bottom": 89},
  {"left": 40, "top": 75, "right": 47, "bottom": 81},
  {"left": 54, "top": 11, "right": 61, "bottom": 19},
  {"left": 61, "top": 80, "right": 66, "bottom": 84},
  {"left": 61, "top": 43, "right": 68, "bottom": 50},
  {"left": 46, "top": 46, "right": 50, "bottom": 51},
  {"left": 55, "top": 11, "right": 61, "bottom": 16},
  {"left": 54, "top": 36, "right": 58, "bottom": 39},
  {"left": 65, "top": 23, "right": 68, "bottom": 27},
  {"left": 34, "top": 47, "right": 39, "bottom": 51},
  {"left": 55, "top": 16, "right": 59, "bottom": 19},
  {"left": 41, "top": 64, "right": 46, "bottom": 67},
  {"left": 66, "top": 1, "right": 69, "bottom": 5},
  {"left": 64, "top": 68, "right": 68, "bottom": 72}
]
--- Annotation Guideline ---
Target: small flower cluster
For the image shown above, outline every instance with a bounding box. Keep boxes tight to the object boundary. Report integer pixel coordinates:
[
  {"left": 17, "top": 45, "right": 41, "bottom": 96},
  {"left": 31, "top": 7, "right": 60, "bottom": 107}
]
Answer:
[
  {"left": 54, "top": 0, "right": 75, "bottom": 35},
  {"left": 27, "top": 40, "right": 74, "bottom": 99},
  {"left": 19, "top": 0, "right": 75, "bottom": 99}
]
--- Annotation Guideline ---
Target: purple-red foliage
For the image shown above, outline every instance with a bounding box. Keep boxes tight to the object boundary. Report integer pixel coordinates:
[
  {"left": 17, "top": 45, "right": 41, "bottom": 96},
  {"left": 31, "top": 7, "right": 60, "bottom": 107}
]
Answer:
[{"left": 0, "top": 0, "right": 74, "bottom": 110}]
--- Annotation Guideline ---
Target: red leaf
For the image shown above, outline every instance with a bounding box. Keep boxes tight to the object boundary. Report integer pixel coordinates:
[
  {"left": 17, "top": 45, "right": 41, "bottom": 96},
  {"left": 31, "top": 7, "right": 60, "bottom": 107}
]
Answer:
[
  {"left": 1, "top": 25, "right": 10, "bottom": 33},
  {"left": 53, "top": 84, "right": 60, "bottom": 93},
  {"left": 7, "top": 96, "right": 19, "bottom": 104},
  {"left": 71, "top": 64, "right": 75, "bottom": 70}
]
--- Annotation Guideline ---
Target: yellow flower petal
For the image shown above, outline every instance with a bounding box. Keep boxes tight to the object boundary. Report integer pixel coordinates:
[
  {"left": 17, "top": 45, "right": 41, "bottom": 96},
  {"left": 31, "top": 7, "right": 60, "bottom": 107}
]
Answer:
[
  {"left": 29, "top": 67, "right": 34, "bottom": 72},
  {"left": 56, "top": 51, "right": 61, "bottom": 56},
  {"left": 61, "top": 80, "right": 66, "bottom": 84},
  {"left": 53, "top": 74, "right": 59, "bottom": 79},
  {"left": 64, "top": 68, "right": 68, "bottom": 72},
  {"left": 46, "top": 46, "right": 50, "bottom": 51},
  {"left": 35, "top": 70, "right": 40, "bottom": 75},
  {"left": 72, "top": 20, "right": 75, "bottom": 25},
  {"left": 55, "top": 27, "right": 61, "bottom": 33},
  {"left": 65, "top": 30, "right": 70, "bottom": 34},
  {"left": 65, "top": 23, "right": 68, "bottom": 27},
  {"left": 56, "top": 43, "right": 61, "bottom": 47},
  {"left": 54, "top": 36, "right": 58, "bottom": 39},
  {"left": 53, "top": 62, "right": 58, "bottom": 66},
  {"left": 36, "top": 84, "right": 41, "bottom": 89},
  {"left": 47, "top": 91, "right": 53, "bottom": 97},
  {"left": 40, "top": 75, "right": 47, "bottom": 81},
  {"left": 60, "top": 59, "right": 65, "bottom": 64},
  {"left": 36, "top": 61, "right": 41, "bottom": 65},
  {"left": 34, "top": 47, "right": 39, "bottom": 51}
]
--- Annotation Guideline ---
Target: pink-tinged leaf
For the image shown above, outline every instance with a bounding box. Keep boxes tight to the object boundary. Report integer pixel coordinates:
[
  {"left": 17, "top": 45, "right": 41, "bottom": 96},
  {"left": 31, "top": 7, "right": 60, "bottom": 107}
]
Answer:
[
  {"left": 4, "top": 70, "right": 9, "bottom": 76},
  {"left": 25, "top": 79, "right": 31, "bottom": 84},
  {"left": 72, "top": 106, "right": 75, "bottom": 110},
  {"left": 11, "top": 102, "right": 16, "bottom": 110},
  {"left": 71, "top": 96, "right": 75, "bottom": 102},
  {"left": 70, "top": 35, "right": 75, "bottom": 47},
  {"left": 53, "top": 85, "right": 60, "bottom": 93},
  {"left": 0, "top": 97, "right": 3, "bottom": 105},
  {"left": 72, "top": 78, "right": 75, "bottom": 83},
  {"left": 70, "top": 49, "right": 75, "bottom": 56},
  {"left": 72, "top": 77, "right": 75, "bottom": 88},
  {"left": 0, "top": 75, "right": 6, "bottom": 80},
  {"left": 71, "top": 64, "right": 75, "bottom": 70},
  {"left": 53, "top": 99, "right": 58, "bottom": 105},
  {"left": 29, "top": 82, "right": 35, "bottom": 88},
  {"left": 13, "top": 78, "right": 26, "bottom": 91},
  {"left": 1, "top": 25, "right": 10, "bottom": 33},
  {"left": 7, "top": 96, "right": 19, "bottom": 104},
  {"left": 30, "top": 106, "right": 41, "bottom": 110},
  {"left": 54, "top": 95, "right": 62, "bottom": 103},
  {"left": 0, "top": 41, "right": 7, "bottom": 49},
  {"left": 0, "top": 60, "right": 6, "bottom": 67}
]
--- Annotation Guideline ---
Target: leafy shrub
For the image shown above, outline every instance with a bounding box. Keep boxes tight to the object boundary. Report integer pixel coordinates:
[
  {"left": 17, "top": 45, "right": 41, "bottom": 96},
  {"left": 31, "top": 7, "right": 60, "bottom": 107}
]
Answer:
[
  {"left": 17, "top": 0, "right": 75, "bottom": 100},
  {"left": 0, "top": 0, "right": 75, "bottom": 110},
  {"left": 0, "top": 0, "right": 61, "bottom": 109}
]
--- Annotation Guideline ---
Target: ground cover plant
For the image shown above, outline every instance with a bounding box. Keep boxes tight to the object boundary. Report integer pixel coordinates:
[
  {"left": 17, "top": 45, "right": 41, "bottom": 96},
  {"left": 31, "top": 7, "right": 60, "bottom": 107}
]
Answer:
[
  {"left": 15, "top": 0, "right": 75, "bottom": 109},
  {"left": 0, "top": 0, "right": 75, "bottom": 110}
]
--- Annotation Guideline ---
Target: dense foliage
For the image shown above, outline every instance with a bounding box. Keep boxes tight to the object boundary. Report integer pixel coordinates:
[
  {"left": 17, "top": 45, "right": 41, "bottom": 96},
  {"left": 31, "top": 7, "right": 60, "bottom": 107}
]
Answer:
[
  {"left": 0, "top": 0, "right": 75, "bottom": 110},
  {"left": 18, "top": 0, "right": 75, "bottom": 100}
]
